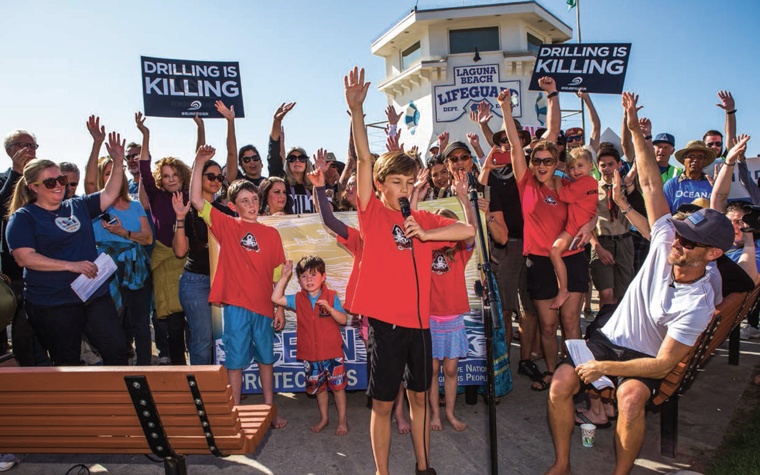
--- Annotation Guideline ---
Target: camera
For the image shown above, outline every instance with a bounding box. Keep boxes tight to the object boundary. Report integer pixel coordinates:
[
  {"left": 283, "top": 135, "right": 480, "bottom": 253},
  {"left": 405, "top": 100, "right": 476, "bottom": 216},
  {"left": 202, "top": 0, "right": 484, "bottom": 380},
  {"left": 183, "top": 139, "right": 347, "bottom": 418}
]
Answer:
[{"left": 741, "top": 204, "right": 760, "bottom": 233}]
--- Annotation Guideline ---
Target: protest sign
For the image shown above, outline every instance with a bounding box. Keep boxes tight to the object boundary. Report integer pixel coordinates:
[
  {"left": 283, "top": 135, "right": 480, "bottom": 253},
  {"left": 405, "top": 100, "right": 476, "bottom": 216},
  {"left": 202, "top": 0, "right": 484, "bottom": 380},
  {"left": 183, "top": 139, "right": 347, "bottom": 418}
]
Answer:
[
  {"left": 434, "top": 64, "right": 521, "bottom": 122},
  {"left": 529, "top": 43, "right": 631, "bottom": 94},
  {"left": 141, "top": 56, "right": 245, "bottom": 118}
]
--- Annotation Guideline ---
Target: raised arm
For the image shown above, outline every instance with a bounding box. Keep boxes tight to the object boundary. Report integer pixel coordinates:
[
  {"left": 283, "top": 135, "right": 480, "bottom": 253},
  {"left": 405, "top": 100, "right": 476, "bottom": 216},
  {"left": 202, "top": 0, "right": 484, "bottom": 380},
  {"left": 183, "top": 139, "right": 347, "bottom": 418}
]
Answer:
[
  {"left": 623, "top": 93, "right": 669, "bottom": 225},
  {"left": 620, "top": 109, "right": 635, "bottom": 164},
  {"left": 475, "top": 101, "right": 495, "bottom": 148},
  {"left": 497, "top": 89, "right": 526, "bottom": 182},
  {"left": 340, "top": 117, "right": 357, "bottom": 188},
  {"left": 539, "top": 77, "right": 560, "bottom": 142},
  {"left": 717, "top": 90, "right": 736, "bottom": 150},
  {"left": 451, "top": 170, "right": 477, "bottom": 247},
  {"left": 190, "top": 145, "right": 216, "bottom": 212},
  {"left": 737, "top": 232, "right": 760, "bottom": 284},
  {"left": 85, "top": 115, "right": 106, "bottom": 194},
  {"left": 268, "top": 102, "right": 294, "bottom": 178},
  {"left": 135, "top": 112, "right": 158, "bottom": 198},
  {"left": 215, "top": 101, "right": 239, "bottom": 182},
  {"left": 711, "top": 135, "right": 750, "bottom": 212},
  {"left": 271, "top": 260, "right": 293, "bottom": 307},
  {"left": 344, "top": 67, "right": 372, "bottom": 212},
  {"left": 466, "top": 133, "right": 485, "bottom": 163},
  {"left": 577, "top": 90, "right": 601, "bottom": 152},
  {"left": 192, "top": 113, "right": 205, "bottom": 153},
  {"left": 385, "top": 105, "right": 402, "bottom": 139},
  {"left": 171, "top": 191, "right": 191, "bottom": 258},
  {"left": 736, "top": 137, "right": 760, "bottom": 205},
  {"left": 613, "top": 169, "right": 650, "bottom": 240},
  {"left": 100, "top": 132, "right": 125, "bottom": 212}
]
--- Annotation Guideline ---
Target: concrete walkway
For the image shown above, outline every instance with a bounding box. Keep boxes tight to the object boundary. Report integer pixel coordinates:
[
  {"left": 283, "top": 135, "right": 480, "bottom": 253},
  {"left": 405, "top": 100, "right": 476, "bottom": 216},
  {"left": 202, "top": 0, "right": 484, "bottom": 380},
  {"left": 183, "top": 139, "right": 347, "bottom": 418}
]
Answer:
[{"left": 7, "top": 336, "right": 759, "bottom": 474}]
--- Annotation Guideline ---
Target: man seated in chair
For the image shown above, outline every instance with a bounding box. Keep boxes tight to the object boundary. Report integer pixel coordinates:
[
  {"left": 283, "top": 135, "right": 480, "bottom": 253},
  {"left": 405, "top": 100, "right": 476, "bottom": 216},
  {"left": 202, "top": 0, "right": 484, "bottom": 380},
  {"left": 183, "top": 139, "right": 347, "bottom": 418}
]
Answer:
[{"left": 544, "top": 93, "right": 735, "bottom": 475}]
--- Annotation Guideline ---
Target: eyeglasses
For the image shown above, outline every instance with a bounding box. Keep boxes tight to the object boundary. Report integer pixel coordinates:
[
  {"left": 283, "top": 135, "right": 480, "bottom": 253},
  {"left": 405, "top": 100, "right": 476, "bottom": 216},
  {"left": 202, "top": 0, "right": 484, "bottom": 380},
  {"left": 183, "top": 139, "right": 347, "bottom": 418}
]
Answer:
[
  {"left": 30, "top": 175, "right": 68, "bottom": 189},
  {"left": 204, "top": 173, "right": 225, "bottom": 183},
  {"left": 684, "top": 153, "right": 708, "bottom": 161},
  {"left": 706, "top": 141, "right": 723, "bottom": 148},
  {"left": 531, "top": 157, "right": 557, "bottom": 167},
  {"left": 566, "top": 135, "right": 583, "bottom": 142},
  {"left": 447, "top": 154, "right": 472, "bottom": 164},
  {"left": 126, "top": 153, "right": 140, "bottom": 160},
  {"left": 241, "top": 155, "right": 261, "bottom": 164},
  {"left": 287, "top": 155, "right": 308, "bottom": 163},
  {"left": 11, "top": 142, "right": 38, "bottom": 150},
  {"left": 674, "top": 233, "right": 711, "bottom": 250}
]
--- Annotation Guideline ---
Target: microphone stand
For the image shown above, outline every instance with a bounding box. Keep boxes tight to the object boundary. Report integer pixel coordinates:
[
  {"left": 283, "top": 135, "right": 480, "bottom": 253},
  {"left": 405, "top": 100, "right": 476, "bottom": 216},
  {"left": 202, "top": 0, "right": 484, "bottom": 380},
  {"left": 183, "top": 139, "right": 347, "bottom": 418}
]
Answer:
[{"left": 468, "top": 173, "right": 502, "bottom": 475}]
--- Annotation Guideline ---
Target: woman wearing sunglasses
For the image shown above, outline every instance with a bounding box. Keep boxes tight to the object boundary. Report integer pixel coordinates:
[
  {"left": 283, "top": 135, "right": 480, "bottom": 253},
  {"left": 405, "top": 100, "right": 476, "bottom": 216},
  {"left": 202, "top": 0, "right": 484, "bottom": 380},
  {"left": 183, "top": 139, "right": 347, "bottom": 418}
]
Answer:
[
  {"left": 6, "top": 132, "right": 129, "bottom": 366},
  {"left": 499, "top": 79, "right": 595, "bottom": 392},
  {"left": 267, "top": 102, "right": 315, "bottom": 214},
  {"left": 171, "top": 159, "right": 235, "bottom": 365}
]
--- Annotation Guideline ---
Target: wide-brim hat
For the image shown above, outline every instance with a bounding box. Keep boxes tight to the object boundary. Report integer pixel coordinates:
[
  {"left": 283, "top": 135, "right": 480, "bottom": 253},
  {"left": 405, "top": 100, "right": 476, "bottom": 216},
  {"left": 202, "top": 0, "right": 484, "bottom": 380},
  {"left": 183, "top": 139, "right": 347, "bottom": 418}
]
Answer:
[
  {"left": 674, "top": 140, "right": 716, "bottom": 167},
  {"left": 668, "top": 208, "right": 734, "bottom": 252}
]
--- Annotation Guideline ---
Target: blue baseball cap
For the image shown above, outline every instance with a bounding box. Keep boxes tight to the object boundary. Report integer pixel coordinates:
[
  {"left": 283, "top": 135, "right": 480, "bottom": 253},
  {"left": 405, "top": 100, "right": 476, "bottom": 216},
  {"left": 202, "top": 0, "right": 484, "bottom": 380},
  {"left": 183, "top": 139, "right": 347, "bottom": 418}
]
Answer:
[{"left": 652, "top": 133, "right": 675, "bottom": 147}]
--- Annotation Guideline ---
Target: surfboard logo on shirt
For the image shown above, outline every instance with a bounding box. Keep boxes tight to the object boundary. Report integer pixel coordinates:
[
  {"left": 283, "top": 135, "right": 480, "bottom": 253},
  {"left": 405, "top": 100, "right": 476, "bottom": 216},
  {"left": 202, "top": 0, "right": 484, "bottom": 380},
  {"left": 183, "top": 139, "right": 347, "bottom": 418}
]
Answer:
[
  {"left": 431, "top": 251, "right": 450, "bottom": 275},
  {"left": 240, "top": 233, "right": 260, "bottom": 252},
  {"left": 55, "top": 215, "right": 80, "bottom": 233},
  {"left": 544, "top": 195, "right": 557, "bottom": 205},
  {"left": 392, "top": 224, "right": 412, "bottom": 251}
]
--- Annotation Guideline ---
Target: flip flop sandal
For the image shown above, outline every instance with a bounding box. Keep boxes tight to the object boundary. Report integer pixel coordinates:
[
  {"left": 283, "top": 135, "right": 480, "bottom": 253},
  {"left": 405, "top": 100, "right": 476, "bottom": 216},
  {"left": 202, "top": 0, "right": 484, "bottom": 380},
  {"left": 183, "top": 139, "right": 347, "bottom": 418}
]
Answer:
[
  {"left": 518, "top": 359, "right": 544, "bottom": 382},
  {"left": 575, "top": 410, "right": 612, "bottom": 429},
  {"left": 530, "top": 371, "right": 553, "bottom": 392}
]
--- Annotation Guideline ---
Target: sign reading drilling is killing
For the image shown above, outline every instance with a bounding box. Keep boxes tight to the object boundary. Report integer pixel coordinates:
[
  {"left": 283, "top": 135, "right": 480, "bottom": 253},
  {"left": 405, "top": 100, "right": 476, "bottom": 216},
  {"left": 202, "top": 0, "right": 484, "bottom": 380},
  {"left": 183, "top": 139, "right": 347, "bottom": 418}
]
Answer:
[
  {"left": 528, "top": 43, "right": 631, "bottom": 94},
  {"left": 141, "top": 56, "right": 245, "bottom": 118}
]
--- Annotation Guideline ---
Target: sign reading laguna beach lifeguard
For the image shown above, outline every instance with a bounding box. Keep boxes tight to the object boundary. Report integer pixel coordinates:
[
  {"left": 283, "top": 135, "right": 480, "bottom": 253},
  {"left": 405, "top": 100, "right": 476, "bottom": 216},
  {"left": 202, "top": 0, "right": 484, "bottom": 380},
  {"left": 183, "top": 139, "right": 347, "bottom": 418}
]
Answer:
[
  {"left": 434, "top": 64, "right": 521, "bottom": 122},
  {"left": 528, "top": 43, "right": 631, "bottom": 94},
  {"left": 141, "top": 56, "right": 245, "bottom": 118}
]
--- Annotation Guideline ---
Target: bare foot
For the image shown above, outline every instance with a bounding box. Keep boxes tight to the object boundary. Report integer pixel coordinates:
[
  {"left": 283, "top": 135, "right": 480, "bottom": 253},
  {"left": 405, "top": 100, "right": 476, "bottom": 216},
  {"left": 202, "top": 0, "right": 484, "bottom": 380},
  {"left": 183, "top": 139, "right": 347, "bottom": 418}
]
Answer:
[
  {"left": 310, "top": 418, "right": 328, "bottom": 433},
  {"left": 575, "top": 407, "right": 608, "bottom": 426},
  {"left": 603, "top": 401, "right": 617, "bottom": 419},
  {"left": 431, "top": 415, "right": 443, "bottom": 431},
  {"left": 335, "top": 421, "right": 348, "bottom": 436},
  {"left": 550, "top": 289, "right": 570, "bottom": 310},
  {"left": 272, "top": 414, "right": 288, "bottom": 429},
  {"left": 543, "top": 463, "right": 571, "bottom": 475},
  {"left": 446, "top": 413, "right": 467, "bottom": 432},
  {"left": 394, "top": 415, "right": 411, "bottom": 434}
]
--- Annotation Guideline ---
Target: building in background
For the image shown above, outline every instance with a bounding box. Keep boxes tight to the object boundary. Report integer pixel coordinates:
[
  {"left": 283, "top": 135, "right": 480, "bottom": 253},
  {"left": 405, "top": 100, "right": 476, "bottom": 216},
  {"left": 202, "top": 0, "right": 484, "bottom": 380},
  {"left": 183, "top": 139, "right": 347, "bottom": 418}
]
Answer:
[{"left": 372, "top": 1, "right": 572, "bottom": 149}]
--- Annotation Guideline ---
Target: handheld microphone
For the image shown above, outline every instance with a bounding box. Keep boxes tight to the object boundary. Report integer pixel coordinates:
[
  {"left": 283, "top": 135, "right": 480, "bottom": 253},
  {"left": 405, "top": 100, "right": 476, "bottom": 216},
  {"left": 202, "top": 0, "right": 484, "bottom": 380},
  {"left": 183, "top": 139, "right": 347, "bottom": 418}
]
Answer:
[{"left": 399, "top": 197, "right": 411, "bottom": 219}]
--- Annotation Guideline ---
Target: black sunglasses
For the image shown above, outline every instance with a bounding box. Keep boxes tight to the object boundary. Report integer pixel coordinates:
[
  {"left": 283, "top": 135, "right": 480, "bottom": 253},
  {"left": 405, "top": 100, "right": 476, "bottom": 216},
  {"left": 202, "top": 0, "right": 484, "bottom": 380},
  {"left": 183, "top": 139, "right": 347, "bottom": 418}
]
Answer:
[
  {"left": 126, "top": 153, "right": 140, "bottom": 160},
  {"left": 241, "top": 155, "right": 261, "bottom": 163},
  {"left": 498, "top": 137, "right": 509, "bottom": 145},
  {"left": 706, "top": 141, "right": 723, "bottom": 148},
  {"left": 447, "top": 154, "right": 472, "bottom": 164},
  {"left": 204, "top": 173, "right": 225, "bottom": 183},
  {"left": 531, "top": 157, "right": 557, "bottom": 167},
  {"left": 674, "top": 233, "right": 711, "bottom": 250},
  {"left": 30, "top": 175, "right": 68, "bottom": 189},
  {"left": 287, "top": 155, "right": 308, "bottom": 163}
]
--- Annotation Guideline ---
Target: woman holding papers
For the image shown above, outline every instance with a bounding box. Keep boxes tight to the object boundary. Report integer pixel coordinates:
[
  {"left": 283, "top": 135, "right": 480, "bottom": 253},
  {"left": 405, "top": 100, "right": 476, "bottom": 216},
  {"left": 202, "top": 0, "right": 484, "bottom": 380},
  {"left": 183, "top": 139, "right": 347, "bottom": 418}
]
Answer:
[{"left": 5, "top": 132, "right": 128, "bottom": 366}]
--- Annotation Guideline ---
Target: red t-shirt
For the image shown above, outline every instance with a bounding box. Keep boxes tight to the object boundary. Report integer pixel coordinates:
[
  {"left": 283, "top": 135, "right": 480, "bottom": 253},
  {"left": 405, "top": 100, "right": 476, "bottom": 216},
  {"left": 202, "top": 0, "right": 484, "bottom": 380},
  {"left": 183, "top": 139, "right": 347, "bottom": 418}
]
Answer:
[
  {"left": 558, "top": 175, "right": 598, "bottom": 236},
  {"left": 337, "top": 226, "right": 362, "bottom": 314},
  {"left": 206, "top": 206, "right": 285, "bottom": 318},
  {"left": 518, "top": 173, "right": 582, "bottom": 257},
  {"left": 353, "top": 194, "right": 456, "bottom": 329},
  {"left": 430, "top": 242, "right": 474, "bottom": 316}
]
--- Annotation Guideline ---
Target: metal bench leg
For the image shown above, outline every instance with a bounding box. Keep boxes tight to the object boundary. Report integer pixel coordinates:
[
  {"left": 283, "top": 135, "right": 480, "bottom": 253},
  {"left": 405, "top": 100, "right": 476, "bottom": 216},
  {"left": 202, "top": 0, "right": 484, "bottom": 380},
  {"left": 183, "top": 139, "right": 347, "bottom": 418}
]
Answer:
[
  {"left": 163, "top": 455, "right": 188, "bottom": 475},
  {"left": 660, "top": 396, "right": 678, "bottom": 458},
  {"left": 728, "top": 325, "right": 741, "bottom": 366}
]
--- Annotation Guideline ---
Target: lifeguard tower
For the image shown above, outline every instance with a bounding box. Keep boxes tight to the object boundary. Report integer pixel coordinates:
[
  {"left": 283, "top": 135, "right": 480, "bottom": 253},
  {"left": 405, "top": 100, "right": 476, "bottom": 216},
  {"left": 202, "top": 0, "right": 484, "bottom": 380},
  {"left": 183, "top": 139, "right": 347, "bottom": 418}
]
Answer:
[{"left": 371, "top": 1, "right": 572, "bottom": 149}]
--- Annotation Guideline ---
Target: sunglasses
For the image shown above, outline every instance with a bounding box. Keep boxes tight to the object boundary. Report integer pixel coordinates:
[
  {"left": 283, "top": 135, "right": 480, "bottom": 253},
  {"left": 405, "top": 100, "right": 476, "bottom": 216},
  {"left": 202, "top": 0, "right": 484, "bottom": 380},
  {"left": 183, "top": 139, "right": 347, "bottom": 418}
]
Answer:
[
  {"left": 241, "top": 155, "right": 261, "bottom": 163},
  {"left": 531, "top": 157, "right": 557, "bottom": 167},
  {"left": 30, "top": 175, "right": 68, "bottom": 189},
  {"left": 706, "top": 141, "right": 723, "bottom": 148},
  {"left": 674, "top": 233, "right": 711, "bottom": 250},
  {"left": 447, "top": 154, "right": 472, "bottom": 164},
  {"left": 498, "top": 137, "right": 509, "bottom": 145},
  {"left": 287, "top": 155, "right": 308, "bottom": 163},
  {"left": 566, "top": 135, "right": 583, "bottom": 142},
  {"left": 126, "top": 153, "right": 140, "bottom": 160},
  {"left": 67, "top": 182, "right": 78, "bottom": 188},
  {"left": 204, "top": 173, "right": 225, "bottom": 183}
]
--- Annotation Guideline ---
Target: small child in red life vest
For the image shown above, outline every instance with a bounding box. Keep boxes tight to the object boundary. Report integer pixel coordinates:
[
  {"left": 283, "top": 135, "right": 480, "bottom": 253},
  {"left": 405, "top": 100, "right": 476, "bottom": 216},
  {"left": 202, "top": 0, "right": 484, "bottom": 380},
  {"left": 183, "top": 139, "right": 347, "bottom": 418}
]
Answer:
[{"left": 272, "top": 255, "right": 349, "bottom": 436}]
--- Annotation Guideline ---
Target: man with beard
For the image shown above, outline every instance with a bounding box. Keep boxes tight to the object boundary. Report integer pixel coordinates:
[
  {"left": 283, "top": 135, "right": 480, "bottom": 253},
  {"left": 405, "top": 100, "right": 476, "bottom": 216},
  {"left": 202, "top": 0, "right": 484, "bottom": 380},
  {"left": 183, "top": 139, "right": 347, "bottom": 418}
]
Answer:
[{"left": 544, "top": 93, "right": 733, "bottom": 475}]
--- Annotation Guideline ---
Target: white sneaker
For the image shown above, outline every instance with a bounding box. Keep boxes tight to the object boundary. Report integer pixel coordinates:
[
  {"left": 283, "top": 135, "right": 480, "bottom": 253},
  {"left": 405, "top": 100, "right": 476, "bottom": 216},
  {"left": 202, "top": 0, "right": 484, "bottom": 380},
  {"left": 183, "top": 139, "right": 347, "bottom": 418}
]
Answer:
[
  {"left": 0, "top": 453, "right": 18, "bottom": 472},
  {"left": 741, "top": 325, "right": 760, "bottom": 340}
]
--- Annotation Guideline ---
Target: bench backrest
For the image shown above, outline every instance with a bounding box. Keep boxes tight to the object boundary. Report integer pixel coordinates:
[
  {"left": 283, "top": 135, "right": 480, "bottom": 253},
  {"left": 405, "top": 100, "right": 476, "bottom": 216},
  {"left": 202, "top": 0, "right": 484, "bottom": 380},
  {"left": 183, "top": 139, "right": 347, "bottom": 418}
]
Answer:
[{"left": 0, "top": 365, "right": 273, "bottom": 456}]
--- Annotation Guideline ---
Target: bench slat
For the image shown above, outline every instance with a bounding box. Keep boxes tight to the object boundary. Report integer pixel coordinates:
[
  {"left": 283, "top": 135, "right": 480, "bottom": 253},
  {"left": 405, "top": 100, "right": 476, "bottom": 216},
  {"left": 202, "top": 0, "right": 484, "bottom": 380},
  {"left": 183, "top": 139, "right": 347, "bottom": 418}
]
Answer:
[
  {"left": 0, "top": 389, "right": 233, "bottom": 406},
  {"left": 0, "top": 412, "right": 240, "bottom": 428},
  {"left": 0, "top": 402, "right": 239, "bottom": 416}
]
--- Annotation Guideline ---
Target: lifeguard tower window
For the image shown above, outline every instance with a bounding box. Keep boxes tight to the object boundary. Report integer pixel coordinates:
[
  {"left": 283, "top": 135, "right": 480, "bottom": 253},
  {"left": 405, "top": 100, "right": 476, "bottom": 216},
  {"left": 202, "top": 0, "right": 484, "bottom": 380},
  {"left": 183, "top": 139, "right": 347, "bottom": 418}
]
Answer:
[
  {"left": 527, "top": 33, "right": 543, "bottom": 55},
  {"left": 449, "top": 27, "right": 499, "bottom": 54},
  {"left": 402, "top": 41, "right": 421, "bottom": 70}
]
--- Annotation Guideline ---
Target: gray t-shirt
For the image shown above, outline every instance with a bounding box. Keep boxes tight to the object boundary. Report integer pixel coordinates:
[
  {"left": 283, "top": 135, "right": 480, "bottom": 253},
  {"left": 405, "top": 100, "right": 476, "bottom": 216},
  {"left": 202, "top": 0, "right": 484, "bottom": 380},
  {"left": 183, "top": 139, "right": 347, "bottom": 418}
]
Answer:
[{"left": 601, "top": 214, "right": 721, "bottom": 356}]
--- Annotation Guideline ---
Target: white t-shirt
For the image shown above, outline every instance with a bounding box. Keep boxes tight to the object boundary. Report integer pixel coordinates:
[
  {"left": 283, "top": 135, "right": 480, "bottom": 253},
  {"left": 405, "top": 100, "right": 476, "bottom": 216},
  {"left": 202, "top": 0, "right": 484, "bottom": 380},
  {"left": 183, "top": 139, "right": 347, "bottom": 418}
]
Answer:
[{"left": 600, "top": 215, "right": 721, "bottom": 356}]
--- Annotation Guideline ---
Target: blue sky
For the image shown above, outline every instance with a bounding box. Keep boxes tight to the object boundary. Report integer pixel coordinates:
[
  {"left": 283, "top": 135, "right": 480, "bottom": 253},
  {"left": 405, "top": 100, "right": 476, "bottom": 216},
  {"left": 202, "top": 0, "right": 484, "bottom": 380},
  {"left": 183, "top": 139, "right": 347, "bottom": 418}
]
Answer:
[{"left": 1, "top": 0, "right": 757, "bottom": 191}]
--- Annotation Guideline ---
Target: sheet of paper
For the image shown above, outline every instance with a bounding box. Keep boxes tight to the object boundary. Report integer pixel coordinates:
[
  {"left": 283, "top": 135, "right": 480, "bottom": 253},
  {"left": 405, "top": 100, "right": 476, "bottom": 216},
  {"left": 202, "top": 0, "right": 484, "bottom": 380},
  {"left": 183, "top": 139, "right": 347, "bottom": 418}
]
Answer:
[
  {"left": 565, "top": 339, "right": 615, "bottom": 390},
  {"left": 70, "top": 253, "right": 117, "bottom": 302}
]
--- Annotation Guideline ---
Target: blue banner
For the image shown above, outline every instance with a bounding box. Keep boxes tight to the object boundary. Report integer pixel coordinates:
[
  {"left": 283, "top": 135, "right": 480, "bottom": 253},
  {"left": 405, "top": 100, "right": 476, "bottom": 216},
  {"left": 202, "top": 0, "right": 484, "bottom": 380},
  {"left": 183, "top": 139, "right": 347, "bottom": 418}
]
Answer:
[
  {"left": 529, "top": 43, "right": 631, "bottom": 94},
  {"left": 141, "top": 56, "right": 245, "bottom": 118}
]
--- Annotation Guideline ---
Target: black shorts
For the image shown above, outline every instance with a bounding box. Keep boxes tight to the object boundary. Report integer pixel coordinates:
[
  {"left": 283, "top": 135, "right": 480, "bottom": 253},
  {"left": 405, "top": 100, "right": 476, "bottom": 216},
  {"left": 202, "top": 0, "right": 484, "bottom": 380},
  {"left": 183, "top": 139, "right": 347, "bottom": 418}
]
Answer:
[
  {"left": 366, "top": 317, "right": 432, "bottom": 401},
  {"left": 525, "top": 252, "right": 589, "bottom": 301}
]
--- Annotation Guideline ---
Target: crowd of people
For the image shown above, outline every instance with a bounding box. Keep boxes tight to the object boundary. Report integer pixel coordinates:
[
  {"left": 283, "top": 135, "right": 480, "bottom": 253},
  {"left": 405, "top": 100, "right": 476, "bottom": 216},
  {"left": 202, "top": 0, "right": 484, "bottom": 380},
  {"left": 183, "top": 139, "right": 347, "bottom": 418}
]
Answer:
[{"left": 1, "top": 63, "right": 758, "bottom": 474}]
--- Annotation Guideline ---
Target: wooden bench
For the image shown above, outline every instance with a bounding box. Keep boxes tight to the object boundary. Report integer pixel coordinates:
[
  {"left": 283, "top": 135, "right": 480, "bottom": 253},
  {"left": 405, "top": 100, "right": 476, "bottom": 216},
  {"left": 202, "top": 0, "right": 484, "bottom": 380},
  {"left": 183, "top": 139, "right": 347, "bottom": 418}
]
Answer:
[
  {"left": 650, "top": 283, "right": 760, "bottom": 457},
  {"left": 0, "top": 365, "right": 274, "bottom": 475}
]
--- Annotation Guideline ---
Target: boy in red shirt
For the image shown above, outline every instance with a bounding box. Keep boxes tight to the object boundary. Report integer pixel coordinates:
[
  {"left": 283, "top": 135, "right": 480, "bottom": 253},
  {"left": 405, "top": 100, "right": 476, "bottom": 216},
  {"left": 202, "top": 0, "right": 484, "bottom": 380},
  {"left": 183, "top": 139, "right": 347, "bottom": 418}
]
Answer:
[
  {"left": 345, "top": 67, "right": 476, "bottom": 475},
  {"left": 189, "top": 144, "right": 287, "bottom": 429},
  {"left": 272, "top": 255, "right": 349, "bottom": 435}
]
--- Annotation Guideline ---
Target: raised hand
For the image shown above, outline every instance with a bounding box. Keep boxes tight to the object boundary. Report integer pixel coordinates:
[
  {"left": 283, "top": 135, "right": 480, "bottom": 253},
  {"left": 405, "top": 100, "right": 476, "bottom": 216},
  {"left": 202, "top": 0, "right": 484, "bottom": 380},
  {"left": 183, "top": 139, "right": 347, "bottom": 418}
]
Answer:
[
  {"left": 386, "top": 132, "right": 404, "bottom": 153},
  {"left": 306, "top": 168, "right": 325, "bottom": 187},
  {"left": 469, "top": 110, "right": 479, "bottom": 123},
  {"left": 716, "top": 90, "right": 735, "bottom": 111},
  {"left": 215, "top": 100, "right": 235, "bottom": 120},
  {"left": 104, "top": 131, "right": 125, "bottom": 160},
  {"left": 477, "top": 101, "right": 493, "bottom": 124},
  {"left": 344, "top": 67, "right": 370, "bottom": 111},
  {"left": 172, "top": 191, "right": 191, "bottom": 219},
  {"left": 452, "top": 169, "right": 468, "bottom": 198},
  {"left": 437, "top": 131, "right": 449, "bottom": 154},
  {"left": 10, "top": 147, "right": 33, "bottom": 174},
  {"left": 622, "top": 92, "right": 641, "bottom": 131},
  {"left": 281, "top": 260, "right": 294, "bottom": 280},
  {"left": 497, "top": 89, "right": 513, "bottom": 115},
  {"left": 726, "top": 134, "right": 750, "bottom": 164},
  {"left": 192, "top": 113, "right": 204, "bottom": 128},
  {"left": 195, "top": 144, "right": 216, "bottom": 163},
  {"left": 385, "top": 105, "right": 402, "bottom": 125},
  {"left": 538, "top": 76, "right": 557, "bottom": 94},
  {"left": 135, "top": 112, "right": 149, "bottom": 135},
  {"left": 612, "top": 169, "right": 625, "bottom": 205},
  {"left": 409, "top": 145, "right": 420, "bottom": 158},
  {"left": 274, "top": 102, "right": 296, "bottom": 121},
  {"left": 638, "top": 117, "right": 652, "bottom": 137},
  {"left": 312, "top": 148, "right": 329, "bottom": 173},
  {"left": 575, "top": 88, "right": 588, "bottom": 99},
  {"left": 466, "top": 132, "right": 480, "bottom": 148},
  {"left": 86, "top": 115, "right": 106, "bottom": 143}
]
